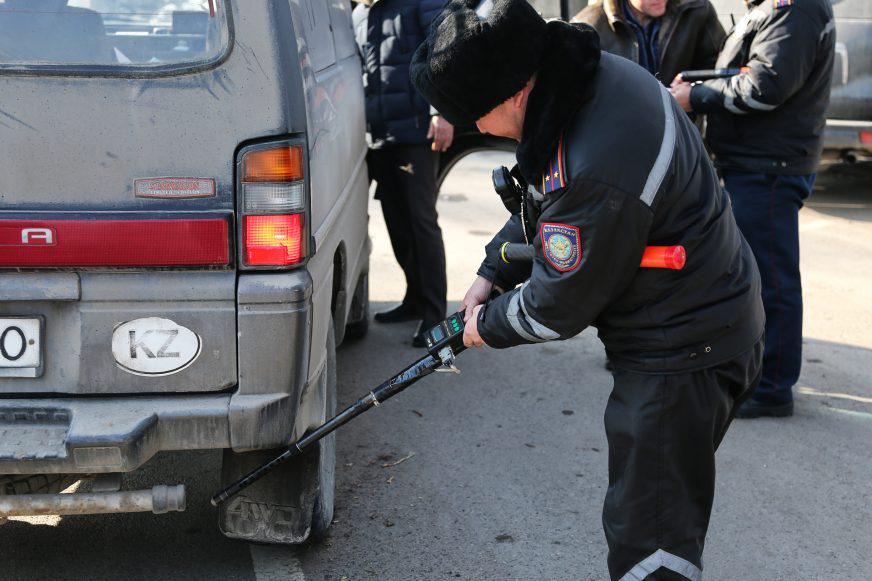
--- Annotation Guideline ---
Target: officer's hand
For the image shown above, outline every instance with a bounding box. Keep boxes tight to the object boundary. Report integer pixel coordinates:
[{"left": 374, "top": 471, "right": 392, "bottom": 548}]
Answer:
[
  {"left": 463, "top": 304, "right": 486, "bottom": 348},
  {"left": 669, "top": 81, "right": 693, "bottom": 113},
  {"left": 461, "top": 276, "right": 496, "bottom": 322},
  {"left": 428, "top": 115, "right": 454, "bottom": 152}
]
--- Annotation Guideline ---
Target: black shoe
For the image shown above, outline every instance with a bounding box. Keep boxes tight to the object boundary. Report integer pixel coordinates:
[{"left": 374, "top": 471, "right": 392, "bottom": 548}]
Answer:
[
  {"left": 412, "top": 320, "right": 439, "bottom": 348},
  {"left": 374, "top": 303, "right": 422, "bottom": 324},
  {"left": 735, "top": 397, "right": 794, "bottom": 419}
]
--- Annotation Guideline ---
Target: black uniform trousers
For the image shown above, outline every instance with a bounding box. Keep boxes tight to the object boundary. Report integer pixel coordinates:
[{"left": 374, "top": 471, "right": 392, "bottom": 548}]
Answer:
[
  {"left": 604, "top": 339, "right": 763, "bottom": 581},
  {"left": 367, "top": 144, "right": 447, "bottom": 324}
]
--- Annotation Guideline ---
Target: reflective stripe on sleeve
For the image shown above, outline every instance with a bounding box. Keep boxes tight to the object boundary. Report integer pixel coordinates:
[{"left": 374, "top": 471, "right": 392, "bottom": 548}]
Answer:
[
  {"left": 619, "top": 549, "right": 702, "bottom": 581},
  {"left": 518, "top": 281, "right": 560, "bottom": 341},
  {"left": 505, "top": 290, "right": 543, "bottom": 343},
  {"left": 723, "top": 94, "right": 747, "bottom": 115},
  {"left": 640, "top": 87, "right": 677, "bottom": 206},
  {"left": 820, "top": 18, "right": 835, "bottom": 40}
]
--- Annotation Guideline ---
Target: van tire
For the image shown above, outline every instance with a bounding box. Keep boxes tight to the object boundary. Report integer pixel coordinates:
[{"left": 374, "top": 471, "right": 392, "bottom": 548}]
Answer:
[
  {"left": 310, "top": 324, "right": 337, "bottom": 541},
  {"left": 343, "top": 272, "right": 369, "bottom": 341},
  {"left": 0, "top": 474, "right": 76, "bottom": 496}
]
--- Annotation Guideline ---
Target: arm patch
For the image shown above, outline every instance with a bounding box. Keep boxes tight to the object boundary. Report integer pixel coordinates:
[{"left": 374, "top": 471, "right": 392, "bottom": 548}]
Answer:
[{"left": 541, "top": 222, "right": 582, "bottom": 272}]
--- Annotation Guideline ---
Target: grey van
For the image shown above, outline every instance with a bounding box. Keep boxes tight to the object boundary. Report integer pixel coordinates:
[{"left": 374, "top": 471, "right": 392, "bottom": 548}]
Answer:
[{"left": 0, "top": 0, "right": 370, "bottom": 545}]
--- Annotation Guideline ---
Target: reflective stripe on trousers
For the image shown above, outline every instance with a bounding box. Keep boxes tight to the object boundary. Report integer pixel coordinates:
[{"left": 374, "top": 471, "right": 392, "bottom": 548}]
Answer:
[{"left": 619, "top": 549, "right": 702, "bottom": 581}]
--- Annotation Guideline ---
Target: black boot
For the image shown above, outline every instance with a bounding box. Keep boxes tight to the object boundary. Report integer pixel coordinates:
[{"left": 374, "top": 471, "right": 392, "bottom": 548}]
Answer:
[{"left": 374, "top": 302, "right": 422, "bottom": 324}]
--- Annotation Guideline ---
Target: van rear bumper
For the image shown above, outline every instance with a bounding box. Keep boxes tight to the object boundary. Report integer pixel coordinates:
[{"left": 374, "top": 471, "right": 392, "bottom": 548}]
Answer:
[
  {"left": 0, "top": 269, "right": 318, "bottom": 475},
  {"left": 0, "top": 394, "right": 236, "bottom": 475}
]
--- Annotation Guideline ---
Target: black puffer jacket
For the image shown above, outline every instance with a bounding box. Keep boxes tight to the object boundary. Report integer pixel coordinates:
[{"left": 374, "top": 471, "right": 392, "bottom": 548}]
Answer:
[
  {"left": 477, "top": 23, "right": 764, "bottom": 374},
  {"left": 690, "top": 0, "right": 835, "bottom": 175},
  {"left": 353, "top": 0, "right": 446, "bottom": 148}
]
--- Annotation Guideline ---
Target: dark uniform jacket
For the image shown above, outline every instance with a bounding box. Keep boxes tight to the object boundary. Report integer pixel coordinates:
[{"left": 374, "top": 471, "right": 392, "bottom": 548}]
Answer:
[
  {"left": 353, "top": 0, "right": 445, "bottom": 148},
  {"left": 571, "top": 0, "right": 725, "bottom": 86},
  {"left": 476, "top": 23, "right": 764, "bottom": 374},
  {"left": 691, "top": 0, "right": 835, "bottom": 175}
]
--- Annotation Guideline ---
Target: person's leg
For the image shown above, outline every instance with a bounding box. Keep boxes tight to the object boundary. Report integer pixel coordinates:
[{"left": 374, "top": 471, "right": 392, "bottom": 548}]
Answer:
[
  {"left": 723, "top": 171, "right": 811, "bottom": 415},
  {"left": 391, "top": 144, "right": 447, "bottom": 325},
  {"left": 602, "top": 341, "right": 762, "bottom": 580},
  {"left": 369, "top": 147, "right": 422, "bottom": 314}
]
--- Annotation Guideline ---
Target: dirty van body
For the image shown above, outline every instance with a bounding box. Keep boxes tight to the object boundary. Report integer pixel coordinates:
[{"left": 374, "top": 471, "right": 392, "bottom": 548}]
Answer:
[{"left": 0, "top": 0, "right": 370, "bottom": 544}]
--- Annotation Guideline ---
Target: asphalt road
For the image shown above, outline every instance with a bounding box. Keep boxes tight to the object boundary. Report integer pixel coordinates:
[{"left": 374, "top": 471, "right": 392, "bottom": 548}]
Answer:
[{"left": 2, "top": 155, "right": 871, "bottom": 580}]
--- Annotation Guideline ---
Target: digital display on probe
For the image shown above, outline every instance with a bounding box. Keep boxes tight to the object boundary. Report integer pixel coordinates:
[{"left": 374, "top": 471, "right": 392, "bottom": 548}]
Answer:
[{"left": 424, "top": 311, "right": 467, "bottom": 355}]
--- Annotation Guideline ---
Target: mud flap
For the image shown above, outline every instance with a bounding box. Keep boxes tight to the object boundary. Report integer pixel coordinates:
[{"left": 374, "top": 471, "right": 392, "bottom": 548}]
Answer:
[{"left": 217, "top": 443, "right": 321, "bottom": 544}]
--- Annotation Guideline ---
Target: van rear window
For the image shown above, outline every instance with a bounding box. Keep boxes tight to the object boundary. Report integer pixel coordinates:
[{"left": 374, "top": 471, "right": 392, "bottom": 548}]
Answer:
[{"left": 0, "top": 1, "right": 229, "bottom": 71}]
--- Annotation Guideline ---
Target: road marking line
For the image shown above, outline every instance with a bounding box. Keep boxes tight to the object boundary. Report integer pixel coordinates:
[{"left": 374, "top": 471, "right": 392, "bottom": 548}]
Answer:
[
  {"left": 830, "top": 408, "right": 872, "bottom": 422},
  {"left": 250, "top": 544, "right": 306, "bottom": 581},
  {"left": 798, "top": 386, "right": 872, "bottom": 404},
  {"left": 807, "top": 202, "right": 870, "bottom": 209},
  {"left": 799, "top": 219, "right": 832, "bottom": 232}
]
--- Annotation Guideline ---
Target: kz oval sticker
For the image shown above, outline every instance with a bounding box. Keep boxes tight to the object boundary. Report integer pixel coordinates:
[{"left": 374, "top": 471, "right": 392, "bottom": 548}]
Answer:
[{"left": 112, "top": 317, "right": 201, "bottom": 377}]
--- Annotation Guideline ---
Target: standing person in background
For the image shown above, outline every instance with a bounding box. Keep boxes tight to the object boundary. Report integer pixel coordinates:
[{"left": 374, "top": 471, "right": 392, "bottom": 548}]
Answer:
[
  {"left": 670, "top": 0, "right": 836, "bottom": 418},
  {"left": 572, "top": 0, "right": 725, "bottom": 85},
  {"left": 353, "top": 0, "right": 450, "bottom": 347}
]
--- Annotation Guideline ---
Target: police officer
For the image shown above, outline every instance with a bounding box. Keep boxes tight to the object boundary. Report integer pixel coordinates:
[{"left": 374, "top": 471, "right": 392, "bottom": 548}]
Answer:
[
  {"left": 411, "top": 1, "right": 764, "bottom": 578},
  {"left": 670, "top": 0, "right": 835, "bottom": 418}
]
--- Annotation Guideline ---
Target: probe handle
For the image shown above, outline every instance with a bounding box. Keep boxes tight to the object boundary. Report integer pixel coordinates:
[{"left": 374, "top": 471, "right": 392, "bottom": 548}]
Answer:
[
  {"left": 500, "top": 242, "right": 536, "bottom": 263},
  {"left": 500, "top": 243, "right": 686, "bottom": 270}
]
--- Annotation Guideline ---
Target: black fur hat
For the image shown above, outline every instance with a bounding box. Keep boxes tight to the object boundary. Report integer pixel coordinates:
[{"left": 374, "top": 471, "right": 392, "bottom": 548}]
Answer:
[{"left": 411, "top": 0, "right": 550, "bottom": 126}]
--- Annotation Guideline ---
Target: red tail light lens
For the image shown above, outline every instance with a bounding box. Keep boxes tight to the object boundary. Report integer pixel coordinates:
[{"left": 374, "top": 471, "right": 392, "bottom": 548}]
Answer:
[{"left": 243, "top": 214, "right": 303, "bottom": 266}]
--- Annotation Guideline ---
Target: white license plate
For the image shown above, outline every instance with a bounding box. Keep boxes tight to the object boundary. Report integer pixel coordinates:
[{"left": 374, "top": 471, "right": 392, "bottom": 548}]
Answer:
[{"left": 0, "top": 318, "right": 42, "bottom": 370}]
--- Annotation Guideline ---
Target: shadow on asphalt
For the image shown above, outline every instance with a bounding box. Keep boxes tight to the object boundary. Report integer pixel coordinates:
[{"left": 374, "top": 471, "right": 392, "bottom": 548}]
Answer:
[
  {"left": 0, "top": 449, "right": 254, "bottom": 580},
  {"left": 809, "top": 163, "right": 872, "bottom": 223}
]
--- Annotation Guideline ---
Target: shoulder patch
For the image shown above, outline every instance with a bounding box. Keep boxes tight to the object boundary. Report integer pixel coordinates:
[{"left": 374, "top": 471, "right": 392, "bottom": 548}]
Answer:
[
  {"left": 541, "top": 134, "right": 568, "bottom": 195},
  {"left": 541, "top": 223, "right": 582, "bottom": 272},
  {"left": 773, "top": 0, "right": 793, "bottom": 8}
]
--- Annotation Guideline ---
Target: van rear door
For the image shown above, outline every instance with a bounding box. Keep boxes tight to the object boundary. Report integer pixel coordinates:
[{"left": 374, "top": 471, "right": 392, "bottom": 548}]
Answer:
[{"left": 0, "top": 1, "right": 251, "bottom": 395}]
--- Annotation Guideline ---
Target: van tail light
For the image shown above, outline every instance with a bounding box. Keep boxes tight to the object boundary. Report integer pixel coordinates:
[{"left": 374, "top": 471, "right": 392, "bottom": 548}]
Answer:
[{"left": 238, "top": 143, "right": 308, "bottom": 267}]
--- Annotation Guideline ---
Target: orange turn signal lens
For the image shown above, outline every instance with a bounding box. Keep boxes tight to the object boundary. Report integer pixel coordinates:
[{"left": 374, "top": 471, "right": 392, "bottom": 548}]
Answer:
[{"left": 242, "top": 146, "right": 304, "bottom": 183}]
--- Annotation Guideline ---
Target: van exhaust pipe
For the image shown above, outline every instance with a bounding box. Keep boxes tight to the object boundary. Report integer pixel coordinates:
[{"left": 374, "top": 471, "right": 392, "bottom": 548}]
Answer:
[{"left": 0, "top": 485, "right": 186, "bottom": 520}]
